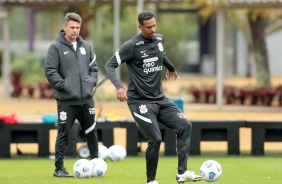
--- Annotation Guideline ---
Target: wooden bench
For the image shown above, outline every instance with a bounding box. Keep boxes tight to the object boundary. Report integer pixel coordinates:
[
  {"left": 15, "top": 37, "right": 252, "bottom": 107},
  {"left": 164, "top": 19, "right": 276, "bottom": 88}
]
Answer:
[
  {"left": 190, "top": 120, "right": 246, "bottom": 155},
  {"left": 6, "top": 120, "right": 281, "bottom": 157},
  {"left": 246, "top": 121, "right": 282, "bottom": 155},
  {"left": 119, "top": 122, "right": 176, "bottom": 156},
  {"left": 0, "top": 122, "right": 118, "bottom": 158},
  {"left": 66, "top": 122, "right": 119, "bottom": 157},
  {"left": 118, "top": 120, "right": 246, "bottom": 156},
  {"left": 0, "top": 123, "right": 56, "bottom": 158}
]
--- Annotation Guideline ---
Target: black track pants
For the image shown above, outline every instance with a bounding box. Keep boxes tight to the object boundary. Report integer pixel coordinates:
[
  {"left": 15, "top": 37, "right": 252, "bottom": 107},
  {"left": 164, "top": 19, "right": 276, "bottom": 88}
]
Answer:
[
  {"left": 55, "top": 101, "right": 98, "bottom": 170},
  {"left": 128, "top": 97, "right": 192, "bottom": 181}
]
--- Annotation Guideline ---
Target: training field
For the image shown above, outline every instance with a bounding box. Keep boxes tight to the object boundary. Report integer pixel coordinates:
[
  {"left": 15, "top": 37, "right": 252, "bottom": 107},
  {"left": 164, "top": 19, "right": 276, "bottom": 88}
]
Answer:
[
  {"left": 0, "top": 154, "right": 281, "bottom": 184},
  {"left": 0, "top": 76, "right": 281, "bottom": 184}
]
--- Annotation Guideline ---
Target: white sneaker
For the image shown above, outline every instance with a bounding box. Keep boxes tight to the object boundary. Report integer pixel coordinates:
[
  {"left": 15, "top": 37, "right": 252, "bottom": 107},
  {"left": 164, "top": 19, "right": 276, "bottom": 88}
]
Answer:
[
  {"left": 146, "top": 180, "right": 158, "bottom": 184},
  {"left": 176, "top": 170, "right": 202, "bottom": 183}
]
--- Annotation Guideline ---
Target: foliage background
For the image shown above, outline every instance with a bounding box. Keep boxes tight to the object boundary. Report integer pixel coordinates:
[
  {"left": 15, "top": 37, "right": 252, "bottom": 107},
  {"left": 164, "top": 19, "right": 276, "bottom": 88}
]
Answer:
[{"left": 6, "top": 5, "right": 199, "bottom": 84}]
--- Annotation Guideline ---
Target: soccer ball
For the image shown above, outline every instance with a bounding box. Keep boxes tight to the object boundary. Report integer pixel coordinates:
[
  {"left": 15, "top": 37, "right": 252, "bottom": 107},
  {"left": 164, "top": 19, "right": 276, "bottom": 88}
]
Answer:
[
  {"left": 78, "top": 144, "right": 90, "bottom": 158},
  {"left": 90, "top": 158, "right": 108, "bottom": 177},
  {"left": 73, "top": 159, "right": 92, "bottom": 178},
  {"left": 98, "top": 145, "right": 109, "bottom": 160},
  {"left": 108, "top": 145, "right": 127, "bottom": 161},
  {"left": 200, "top": 160, "right": 222, "bottom": 182}
]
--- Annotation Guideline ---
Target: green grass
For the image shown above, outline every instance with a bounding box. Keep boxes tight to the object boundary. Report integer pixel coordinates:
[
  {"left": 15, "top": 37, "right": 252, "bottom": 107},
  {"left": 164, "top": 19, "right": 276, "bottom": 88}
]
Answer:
[{"left": 0, "top": 155, "right": 282, "bottom": 184}]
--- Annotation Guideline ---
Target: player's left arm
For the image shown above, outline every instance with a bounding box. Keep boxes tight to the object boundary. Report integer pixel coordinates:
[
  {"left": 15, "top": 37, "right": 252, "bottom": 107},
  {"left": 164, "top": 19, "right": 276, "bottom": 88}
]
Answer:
[
  {"left": 163, "top": 55, "right": 180, "bottom": 80},
  {"left": 160, "top": 34, "right": 179, "bottom": 80}
]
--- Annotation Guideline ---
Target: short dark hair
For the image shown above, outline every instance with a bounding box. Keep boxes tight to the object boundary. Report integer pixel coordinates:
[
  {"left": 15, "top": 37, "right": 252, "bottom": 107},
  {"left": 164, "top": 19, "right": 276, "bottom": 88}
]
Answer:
[
  {"left": 138, "top": 11, "right": 155, "bottom": 25},
  {"left": 64, "top": 13, "right": 82, "bottom": 25}
]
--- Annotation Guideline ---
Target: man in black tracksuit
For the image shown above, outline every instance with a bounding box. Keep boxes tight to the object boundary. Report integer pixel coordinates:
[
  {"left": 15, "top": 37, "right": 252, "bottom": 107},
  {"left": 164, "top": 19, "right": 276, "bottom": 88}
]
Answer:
[
  {"left": 105, "top": 11, "right": 202, "bottom": 184},
  {"left": 45, "top": 13, "right": 98, "bottom": 177}
]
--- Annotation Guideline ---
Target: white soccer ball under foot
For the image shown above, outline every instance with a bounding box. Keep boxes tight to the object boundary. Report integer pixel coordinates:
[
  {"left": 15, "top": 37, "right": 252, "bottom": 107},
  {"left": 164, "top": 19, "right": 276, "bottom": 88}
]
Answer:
[
  {"left": 90, "top": 158, "right": 108, "bottom": 177},
  {"left": 108, "top": 145, "right": 127, "bottom": 161},
  {"left": 200, "top": 160, "right": 222, "bottom": 182},
  {"left": 73, "top": 159, "right": 92, "bottom": 178}
]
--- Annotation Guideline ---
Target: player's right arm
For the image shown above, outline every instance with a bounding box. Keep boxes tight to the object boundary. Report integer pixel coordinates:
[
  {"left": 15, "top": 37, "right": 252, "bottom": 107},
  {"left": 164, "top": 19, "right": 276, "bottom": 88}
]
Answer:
[
  {"left": 105, "top": 41, "right": 134, "bottom": 101},
  {"left": 116, "top": 88, "right": 127, "bottom": 102}
]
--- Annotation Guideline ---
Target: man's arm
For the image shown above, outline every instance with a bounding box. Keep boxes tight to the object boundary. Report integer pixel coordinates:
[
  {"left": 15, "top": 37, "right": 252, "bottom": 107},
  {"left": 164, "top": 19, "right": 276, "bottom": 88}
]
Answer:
[
  {"left": 45, "top": 44, "right": 65, "bottom": 90},
  {"left": 104, "top": 41, "right": 133, "bottom": 101},
  {"left": 104, "top": 50, "right": 124, "bottom": 90},
  {"left": 160, "top": 34, "right": 176, "bottom": 72},
  {"left": 89, "top": 47, "right": 99, "bottom": 87},
  {"left": 105, "top": 51, "right": 127, "bottom": 102},
  {"left": 163, "top": 55, "right": 176, "bottom": 72},
  {"left": 163, "top": 56, "right": 180, "bottom": 80}
]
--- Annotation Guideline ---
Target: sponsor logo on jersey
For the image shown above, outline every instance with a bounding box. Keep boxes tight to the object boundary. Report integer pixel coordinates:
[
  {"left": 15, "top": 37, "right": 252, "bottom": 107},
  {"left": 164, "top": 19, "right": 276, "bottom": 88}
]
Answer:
[
  {"left": 141, "top": 53, "right": 149, "bottom": 58},
  {"left": 141, "top": 50, "right": 148, "bottom": 58},
  {"left": 136, "top": 41, "right": 144, "bottom": 45},
  {"left": 143, "top": 57, "right": 162, "bottom": 74},
  {"left": 143, "top": 57, "right": 158, "bottom": 63}
]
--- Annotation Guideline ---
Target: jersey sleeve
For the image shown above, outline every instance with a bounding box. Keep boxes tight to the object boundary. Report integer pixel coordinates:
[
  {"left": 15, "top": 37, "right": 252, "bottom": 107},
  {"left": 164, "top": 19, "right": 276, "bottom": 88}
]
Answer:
[
  {"left": 160, "top": 35, "right": 176, "bottom": 72},
  {"left": 104, "top": 41, "right": 134, "bottom": 89},
  {"left": 89, "top": 45, "right": 99, "bottom": 87}
]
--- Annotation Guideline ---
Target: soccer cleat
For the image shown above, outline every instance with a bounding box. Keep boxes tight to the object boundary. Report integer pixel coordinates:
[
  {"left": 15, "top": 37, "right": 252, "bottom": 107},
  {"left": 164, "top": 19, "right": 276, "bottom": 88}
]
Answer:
[
  {"left": 146, "top": 180, "right": 158, "bottom": 184},
  {"left": 53, "top": 167, "right": 74, "bottom": 177},
  {"left": 176, "top": 170, "right": 202, "bottom": 183}
]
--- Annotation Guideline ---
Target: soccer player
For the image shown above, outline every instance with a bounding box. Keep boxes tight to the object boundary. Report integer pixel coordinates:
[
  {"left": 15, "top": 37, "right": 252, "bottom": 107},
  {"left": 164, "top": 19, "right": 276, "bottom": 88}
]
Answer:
[
  {"left": 105, "top": 11, "right": 202, "bottom": 184},
  {"left": 45, "top": 12, "right": 99, "bottom": 177}
]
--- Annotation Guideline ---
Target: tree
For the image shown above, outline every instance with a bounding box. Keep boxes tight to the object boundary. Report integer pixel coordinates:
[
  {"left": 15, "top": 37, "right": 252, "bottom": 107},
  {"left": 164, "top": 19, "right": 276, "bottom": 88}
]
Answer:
[
  {"left": 65, "top": 5, "right": 96, "bottom": 39},
  {"left": 247, "top": 10, "right": 271, "bottom": 88},
  {"left": 194, "top": 0, "right": 282, "bottom": 88}
]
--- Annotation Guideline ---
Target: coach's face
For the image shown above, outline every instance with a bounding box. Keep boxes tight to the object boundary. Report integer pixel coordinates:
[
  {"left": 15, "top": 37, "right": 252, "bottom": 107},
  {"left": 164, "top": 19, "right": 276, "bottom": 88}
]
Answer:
[
  {"left": 139, "top": 17, "right": 156, "bottom": 39},
  {"left": 64, "top": 20, "right": 80, "bottom": 42}
]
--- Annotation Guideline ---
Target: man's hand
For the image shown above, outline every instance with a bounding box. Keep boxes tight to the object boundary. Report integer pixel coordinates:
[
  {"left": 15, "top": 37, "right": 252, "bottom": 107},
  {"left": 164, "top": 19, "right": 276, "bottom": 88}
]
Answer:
[
  {"left": 166, "top": 70, "right": 180, "bottom": 80},
  {"left": 116, "top": 88, "right": 128, "bottom": 102}
]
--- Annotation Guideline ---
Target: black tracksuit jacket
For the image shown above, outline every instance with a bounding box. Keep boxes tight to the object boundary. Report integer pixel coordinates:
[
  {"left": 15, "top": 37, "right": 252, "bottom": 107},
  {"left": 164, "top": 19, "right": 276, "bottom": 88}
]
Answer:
[{"left": 45, "top": 30, "right": 98, "bottom": 105}]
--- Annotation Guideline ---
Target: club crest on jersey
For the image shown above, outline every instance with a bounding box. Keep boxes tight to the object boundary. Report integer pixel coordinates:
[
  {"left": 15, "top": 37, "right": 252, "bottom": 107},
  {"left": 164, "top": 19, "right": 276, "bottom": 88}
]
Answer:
[
  {"left": 60, "top": 111, "right": 67, "bottom": 121},
  {"left": 79, "top": 47, "right": 86, "bottom": 55},
  {"left": 158, "top": 42, "right": 163, "bottom": 52},
  {"left": 177, "top": 113, "right": 185, "bottom": 119},
  {"left": 139, "top": 105, "right": 148, "bottom": 114},
  {"left": 89, "top": 108, "right": 95, "bottom": 115}
]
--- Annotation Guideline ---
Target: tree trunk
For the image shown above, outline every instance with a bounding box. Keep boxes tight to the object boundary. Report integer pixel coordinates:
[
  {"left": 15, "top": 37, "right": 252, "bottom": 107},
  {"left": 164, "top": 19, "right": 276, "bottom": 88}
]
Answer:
[{"left": 248, "top": 14, "right": 271, "bottom": 88}]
